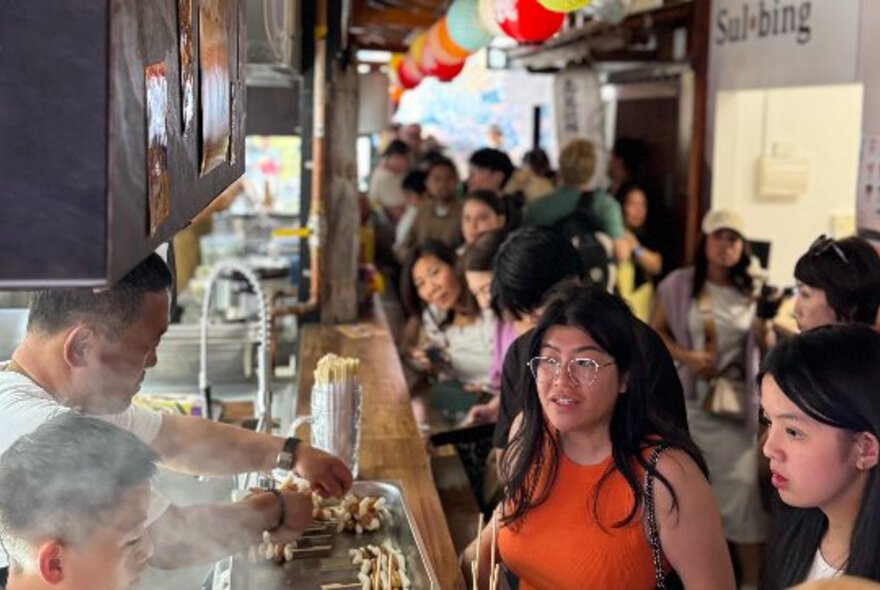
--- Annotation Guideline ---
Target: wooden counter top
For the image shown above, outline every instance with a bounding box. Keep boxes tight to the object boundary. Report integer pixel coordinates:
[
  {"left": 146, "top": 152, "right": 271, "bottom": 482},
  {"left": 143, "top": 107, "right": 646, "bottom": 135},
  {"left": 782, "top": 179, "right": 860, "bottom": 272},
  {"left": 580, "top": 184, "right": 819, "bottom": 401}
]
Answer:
[{"left": 296, "top": 302, "right": 464, "bottom": 590}]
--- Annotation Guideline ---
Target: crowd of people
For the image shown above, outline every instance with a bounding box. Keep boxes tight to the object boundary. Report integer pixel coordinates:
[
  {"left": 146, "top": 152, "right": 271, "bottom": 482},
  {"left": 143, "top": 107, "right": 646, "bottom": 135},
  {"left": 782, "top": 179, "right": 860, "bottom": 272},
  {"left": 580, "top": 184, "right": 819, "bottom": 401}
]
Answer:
[
  {"left": 368, "top": 124, "right": 880, "bottom": 589},
  {"left": 2, "top": 122, "right": 880, "bottom": 590}
]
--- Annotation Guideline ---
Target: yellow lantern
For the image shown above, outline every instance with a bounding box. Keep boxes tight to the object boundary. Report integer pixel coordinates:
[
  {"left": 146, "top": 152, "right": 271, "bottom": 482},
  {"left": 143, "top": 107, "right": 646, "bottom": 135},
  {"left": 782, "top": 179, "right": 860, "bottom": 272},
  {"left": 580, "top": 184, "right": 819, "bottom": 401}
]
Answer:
[{"left": 537, "top": 0, "right": 592, "bottom": 12}]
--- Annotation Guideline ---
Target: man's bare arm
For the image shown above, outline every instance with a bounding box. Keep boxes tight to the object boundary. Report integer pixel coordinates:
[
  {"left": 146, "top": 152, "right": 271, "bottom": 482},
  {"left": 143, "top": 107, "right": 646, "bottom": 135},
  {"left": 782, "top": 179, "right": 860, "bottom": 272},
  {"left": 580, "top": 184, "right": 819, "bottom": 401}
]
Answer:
[
  {"left": 147, "top": 490, "right": 313, "bottom": 569},
  {"left": 151, "top": 415, "right": 353, "bottom": 497}
]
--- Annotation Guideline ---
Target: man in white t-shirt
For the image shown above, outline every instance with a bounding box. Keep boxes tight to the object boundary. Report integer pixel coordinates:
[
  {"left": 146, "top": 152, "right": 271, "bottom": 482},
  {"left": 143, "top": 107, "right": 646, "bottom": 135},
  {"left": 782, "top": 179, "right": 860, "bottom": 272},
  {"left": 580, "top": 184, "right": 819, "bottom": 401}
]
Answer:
[
  {"left": 0, "top": 253, "right": 352, "bottom": 579},
  {"left": 0, "top": 414, "right": 158, "bottom": 590}
]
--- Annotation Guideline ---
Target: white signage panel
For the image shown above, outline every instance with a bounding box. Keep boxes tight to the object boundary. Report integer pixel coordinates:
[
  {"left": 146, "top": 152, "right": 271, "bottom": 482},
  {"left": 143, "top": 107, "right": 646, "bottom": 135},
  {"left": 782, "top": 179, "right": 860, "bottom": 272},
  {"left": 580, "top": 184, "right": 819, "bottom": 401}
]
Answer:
[{"left": 710, "top": 0, "right": 861, "bottom": 91}]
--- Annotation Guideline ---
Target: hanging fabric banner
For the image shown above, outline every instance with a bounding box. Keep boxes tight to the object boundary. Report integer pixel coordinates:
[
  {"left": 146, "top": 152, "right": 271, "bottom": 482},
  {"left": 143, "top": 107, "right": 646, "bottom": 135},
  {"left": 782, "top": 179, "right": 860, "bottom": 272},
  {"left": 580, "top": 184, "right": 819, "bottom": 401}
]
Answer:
[{"left": 553, "top": 67, "right": 606, "bottom": 188}]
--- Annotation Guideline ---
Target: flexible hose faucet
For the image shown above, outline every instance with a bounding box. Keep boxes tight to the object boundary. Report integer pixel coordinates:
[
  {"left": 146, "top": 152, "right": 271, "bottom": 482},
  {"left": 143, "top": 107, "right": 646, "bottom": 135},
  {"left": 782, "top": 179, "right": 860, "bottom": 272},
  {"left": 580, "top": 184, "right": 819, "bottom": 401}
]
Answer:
[{"left": 198, "top": 261, "right": 272, "bottom": 434}]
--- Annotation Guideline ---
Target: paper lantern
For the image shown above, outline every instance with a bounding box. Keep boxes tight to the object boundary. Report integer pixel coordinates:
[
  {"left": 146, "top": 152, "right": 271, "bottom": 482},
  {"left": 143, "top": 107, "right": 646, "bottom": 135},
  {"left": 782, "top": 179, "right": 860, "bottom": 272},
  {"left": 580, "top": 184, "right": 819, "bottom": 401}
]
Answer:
[
  {"left": 537, "top": 0, "right": 591, "bottom": 11},
  {"left": 409, "top": 31, "right": 428, "bottom": 68},
  {"left": 478, "top": 0, "right": 505, "bottom": 37},
  {"left": 413, "top": 31, "right": 441, "bottom": 75},
  {"left": 397, "top": 56, "right": 424, "bottom": 89},
  {"left": 447, "top": 0, "right": 494, "bottom": 51},
  {"left": 436, "top": 60, "right": 466, "bottom": 82},
  {"left": 388, "top": 53, "right": 404, "bottom": 86},
  {"left": 495, "top": 0, "right": 565, "bottom": 43},
  {"left": 429, "top": 19, "right": 471, "bottom": 65}
]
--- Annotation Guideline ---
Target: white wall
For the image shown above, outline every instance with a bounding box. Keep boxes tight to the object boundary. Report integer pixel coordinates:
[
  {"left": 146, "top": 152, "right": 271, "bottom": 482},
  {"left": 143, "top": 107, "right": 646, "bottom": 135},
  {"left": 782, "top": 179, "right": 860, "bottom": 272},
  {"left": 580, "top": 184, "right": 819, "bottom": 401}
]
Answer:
[
  {"left": 712, "top": 84, "right": 863, "bottom": 286},
  {"left": 857, "top": 0, "right": 880, "bottom": 135}
]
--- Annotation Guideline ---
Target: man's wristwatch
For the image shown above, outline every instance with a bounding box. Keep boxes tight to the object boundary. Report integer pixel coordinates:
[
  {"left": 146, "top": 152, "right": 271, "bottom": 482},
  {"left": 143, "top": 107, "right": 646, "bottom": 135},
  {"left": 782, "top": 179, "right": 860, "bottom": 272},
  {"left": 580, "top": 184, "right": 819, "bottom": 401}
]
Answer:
[{"left": 275, "top": 437, "right": 302, "bottom": 471}]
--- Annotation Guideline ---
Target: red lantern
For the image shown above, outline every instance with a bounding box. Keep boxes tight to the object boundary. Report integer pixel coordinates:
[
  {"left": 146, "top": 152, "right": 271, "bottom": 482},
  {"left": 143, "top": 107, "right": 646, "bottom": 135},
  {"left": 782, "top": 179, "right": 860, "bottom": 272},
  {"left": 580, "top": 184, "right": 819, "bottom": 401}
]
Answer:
[
  {"left": 496, "top": 0, "right": 564, "bottom": 43},
  {"left": 397, "top": 56, "right": 424, "bottom": 89},
  {"left": 436, "top": 60, "right": 465, "bottom": 82}
]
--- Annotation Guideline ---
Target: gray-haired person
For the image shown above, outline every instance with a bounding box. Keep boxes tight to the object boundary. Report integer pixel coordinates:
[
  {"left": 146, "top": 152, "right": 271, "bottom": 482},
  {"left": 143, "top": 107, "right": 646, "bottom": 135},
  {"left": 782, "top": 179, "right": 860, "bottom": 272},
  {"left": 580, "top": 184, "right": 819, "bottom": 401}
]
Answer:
[{"left": 0, "top": 414, "right": 157, "bottom": 590}]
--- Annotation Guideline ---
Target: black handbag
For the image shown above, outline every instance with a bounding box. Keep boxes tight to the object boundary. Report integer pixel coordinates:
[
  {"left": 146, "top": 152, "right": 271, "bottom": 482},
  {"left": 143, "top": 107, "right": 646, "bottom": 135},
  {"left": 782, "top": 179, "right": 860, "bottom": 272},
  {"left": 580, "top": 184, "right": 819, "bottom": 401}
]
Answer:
[{"left": 646, "top": 444, "right": 685, "bottom": 590}]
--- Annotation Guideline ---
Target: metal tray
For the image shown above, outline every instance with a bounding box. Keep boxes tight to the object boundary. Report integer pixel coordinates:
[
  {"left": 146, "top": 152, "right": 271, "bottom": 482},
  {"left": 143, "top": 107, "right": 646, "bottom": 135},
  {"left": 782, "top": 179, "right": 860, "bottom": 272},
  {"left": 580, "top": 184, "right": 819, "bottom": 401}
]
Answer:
[{"left": 226, "top": 480, "right": 439, "bottom": 590}]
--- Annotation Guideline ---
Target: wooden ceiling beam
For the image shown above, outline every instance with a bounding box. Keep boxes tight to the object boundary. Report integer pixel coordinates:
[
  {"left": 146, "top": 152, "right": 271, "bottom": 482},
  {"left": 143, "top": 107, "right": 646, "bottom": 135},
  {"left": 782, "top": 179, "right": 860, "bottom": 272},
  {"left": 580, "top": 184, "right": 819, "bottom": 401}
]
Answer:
[{"left": 352, "top": 3, "right": 437, "bottom": 29}]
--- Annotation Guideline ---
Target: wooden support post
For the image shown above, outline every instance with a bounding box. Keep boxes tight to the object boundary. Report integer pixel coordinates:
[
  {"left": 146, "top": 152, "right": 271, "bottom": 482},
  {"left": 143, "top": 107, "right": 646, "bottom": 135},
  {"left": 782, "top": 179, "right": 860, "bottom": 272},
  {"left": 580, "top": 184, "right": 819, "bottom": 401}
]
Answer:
[
  {"left": 318, "top": 0, "right": 359, "bottom": 324},
  {"left": 685, "top": 0, "right": 710, "bottom": 264},
  {"left": 319, "top": 60, "right": 359, "bottom": 323}
]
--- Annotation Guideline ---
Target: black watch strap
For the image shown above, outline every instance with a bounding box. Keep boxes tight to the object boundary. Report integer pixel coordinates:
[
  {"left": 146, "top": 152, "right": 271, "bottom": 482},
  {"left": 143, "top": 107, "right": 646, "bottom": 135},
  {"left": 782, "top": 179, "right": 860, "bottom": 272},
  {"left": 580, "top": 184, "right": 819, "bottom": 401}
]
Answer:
[{"left": 275, "top": 436, "right": 302, "bottom": 471}]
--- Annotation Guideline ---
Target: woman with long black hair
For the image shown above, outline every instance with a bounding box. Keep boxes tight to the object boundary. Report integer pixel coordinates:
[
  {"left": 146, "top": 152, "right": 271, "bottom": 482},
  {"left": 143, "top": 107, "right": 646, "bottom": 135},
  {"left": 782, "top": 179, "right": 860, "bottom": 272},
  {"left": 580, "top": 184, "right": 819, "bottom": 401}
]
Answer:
[
  {"left": 464, "top": 282, "right": 733, "bottom": 589},
  {"left": 760, "top": 325, "right": 880, "bottom": 588}
]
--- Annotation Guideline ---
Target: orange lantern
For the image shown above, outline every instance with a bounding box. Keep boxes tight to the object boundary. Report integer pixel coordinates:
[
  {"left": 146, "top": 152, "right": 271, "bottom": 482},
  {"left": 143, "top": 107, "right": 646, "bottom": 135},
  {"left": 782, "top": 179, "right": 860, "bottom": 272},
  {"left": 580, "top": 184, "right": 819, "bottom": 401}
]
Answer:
[
  {"left": 437, "top": 17, "right": 472, "bottom": 62},
  {"left": 390, "top": 85, "right": 405, "bottom": 104},
  {"left": 425, "top": 21, "right": 458, "bottom": 66}
]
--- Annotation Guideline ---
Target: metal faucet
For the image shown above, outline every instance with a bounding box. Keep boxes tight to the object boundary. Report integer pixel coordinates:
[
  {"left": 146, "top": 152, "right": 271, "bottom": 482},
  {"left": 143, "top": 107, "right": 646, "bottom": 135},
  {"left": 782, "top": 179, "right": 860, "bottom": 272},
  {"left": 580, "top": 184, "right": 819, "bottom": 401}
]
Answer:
[{"left": 199, "top": 261, "right": 273, "bottom": 435}]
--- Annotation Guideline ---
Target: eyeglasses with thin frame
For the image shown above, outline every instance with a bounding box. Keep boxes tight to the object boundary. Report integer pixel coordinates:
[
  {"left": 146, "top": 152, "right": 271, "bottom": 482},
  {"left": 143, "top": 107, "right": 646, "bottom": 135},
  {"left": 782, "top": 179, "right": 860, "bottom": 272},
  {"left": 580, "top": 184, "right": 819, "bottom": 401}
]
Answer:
[
  {"left": 527, "top": 356, "right": 615, "bottom": 387},
  {"left": 808, "top": 234, "right": 849, "bottom": 264}
]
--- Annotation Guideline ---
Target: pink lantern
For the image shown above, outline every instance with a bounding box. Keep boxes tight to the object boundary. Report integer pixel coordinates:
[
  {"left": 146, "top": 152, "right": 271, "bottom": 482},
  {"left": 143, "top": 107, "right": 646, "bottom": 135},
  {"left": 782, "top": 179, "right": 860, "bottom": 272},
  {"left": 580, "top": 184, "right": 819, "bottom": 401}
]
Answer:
[
  {"left": 397, "top": 56, "right": 424, "bottom": 89},
  {"left": 495, "top": 0, "right": 565, "bottom": 43},
  {"left": 414, "top": 32, "right": 442, "bottom": 75}
]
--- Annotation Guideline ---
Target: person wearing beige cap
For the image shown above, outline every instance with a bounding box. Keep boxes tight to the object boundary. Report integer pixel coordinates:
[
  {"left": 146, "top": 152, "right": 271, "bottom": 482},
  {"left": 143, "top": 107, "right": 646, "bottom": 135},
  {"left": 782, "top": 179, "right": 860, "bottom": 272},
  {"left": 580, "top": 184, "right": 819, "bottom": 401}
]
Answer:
[{"left": 651, "top": 208, "right": 768, "bottom": 590}]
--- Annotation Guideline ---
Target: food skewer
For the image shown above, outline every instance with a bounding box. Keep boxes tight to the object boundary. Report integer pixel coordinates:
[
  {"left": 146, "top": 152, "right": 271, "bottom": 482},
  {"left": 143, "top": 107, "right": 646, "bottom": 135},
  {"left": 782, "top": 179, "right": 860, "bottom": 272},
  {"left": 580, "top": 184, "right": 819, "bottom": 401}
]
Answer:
[
  {"left": 472, "top": 512, "right": 484, "bottom": 590},
  {"left": 490, "top": 511, "right": 497, "bottom": 578}
]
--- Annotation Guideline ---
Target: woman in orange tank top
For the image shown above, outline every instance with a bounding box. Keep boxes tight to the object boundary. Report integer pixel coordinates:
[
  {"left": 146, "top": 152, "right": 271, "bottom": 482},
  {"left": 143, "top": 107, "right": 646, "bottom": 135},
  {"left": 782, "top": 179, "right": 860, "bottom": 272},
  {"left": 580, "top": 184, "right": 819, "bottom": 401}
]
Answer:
[{"left": 463, "top": 282, "right": 735, "bottom": 589}]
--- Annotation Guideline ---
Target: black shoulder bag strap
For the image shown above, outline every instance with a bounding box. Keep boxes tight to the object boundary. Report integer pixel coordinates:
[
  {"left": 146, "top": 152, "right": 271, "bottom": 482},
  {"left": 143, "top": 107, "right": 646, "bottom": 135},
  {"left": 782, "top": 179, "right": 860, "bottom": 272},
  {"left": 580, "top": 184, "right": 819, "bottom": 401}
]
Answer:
[{"left": 646, "top": 442, "right": 670, "bottom": 590}]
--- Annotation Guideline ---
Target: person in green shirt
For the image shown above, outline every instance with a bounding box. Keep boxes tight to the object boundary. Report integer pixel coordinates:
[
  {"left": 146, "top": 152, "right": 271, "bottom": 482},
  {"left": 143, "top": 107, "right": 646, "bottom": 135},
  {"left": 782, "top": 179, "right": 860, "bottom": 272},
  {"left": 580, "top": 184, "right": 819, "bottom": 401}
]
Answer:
[{"left": 523, "top": 138, "right": 631, "bottom": 263}]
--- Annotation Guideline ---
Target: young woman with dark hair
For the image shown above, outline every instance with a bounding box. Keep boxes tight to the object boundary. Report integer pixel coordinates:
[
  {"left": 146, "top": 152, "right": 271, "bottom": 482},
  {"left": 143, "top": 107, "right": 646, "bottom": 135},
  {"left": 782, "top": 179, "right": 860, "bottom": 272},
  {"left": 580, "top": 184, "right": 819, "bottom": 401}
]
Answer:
[
  {"left": 458, "top": 230, "right": 515, "bottom": 426},
  {"left": 461, "top": 190, "right": 508, "bottom": 247},
  {"left": 489, "top": 227, "right": 688, "bottom": 449},
  {"left": 400, "top": 240, "right": 494, "bottom": 426},
  {"left": 463, "top": 283, "right": 733, "bottom": 589},
  {"left": 651, "top": 209, "right": 769, "bottom": 589},
  {"left": 760, "top": 325, "right": 880, "bottom": 588},
  {"left": 792, "top": 235, "right": 880, "bottom": 331}
]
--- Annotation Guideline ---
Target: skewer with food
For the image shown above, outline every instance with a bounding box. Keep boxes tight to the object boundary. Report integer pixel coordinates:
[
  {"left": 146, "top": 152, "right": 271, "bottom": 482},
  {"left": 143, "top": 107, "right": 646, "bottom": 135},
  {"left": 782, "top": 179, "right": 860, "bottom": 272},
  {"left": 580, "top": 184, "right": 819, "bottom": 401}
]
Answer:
[{"left": 347, "top": 541, "right": 411, "bottom": 590}]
